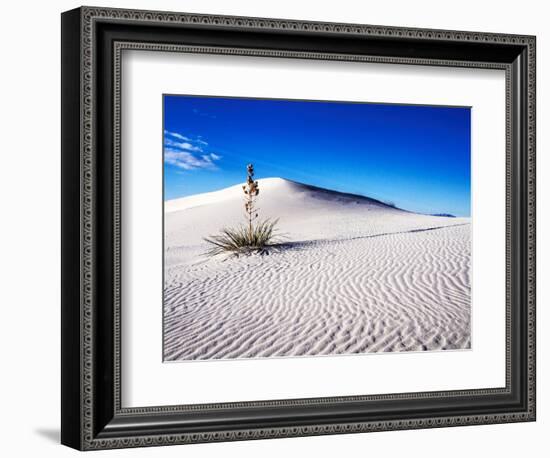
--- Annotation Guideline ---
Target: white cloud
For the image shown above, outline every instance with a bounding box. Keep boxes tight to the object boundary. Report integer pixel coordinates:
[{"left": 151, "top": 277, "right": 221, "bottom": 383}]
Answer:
[
  {"left": 165, "top": 148, "right": 218, "bottom": 170},
  {"left": 191, "top": 108, "right": 217, "bottom": 120},
  {"left": 164, "top": 137, "right": 203, "bottom": 152},
  {"left": 163, "top": 131, "right": 221, "bottom": 170},
  {"left": 164, "top": 130, "right": 191, "bottom": 142}
]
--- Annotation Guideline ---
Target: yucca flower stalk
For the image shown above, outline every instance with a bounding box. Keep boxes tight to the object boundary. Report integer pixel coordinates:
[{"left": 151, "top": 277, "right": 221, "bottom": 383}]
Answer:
[
  {"left": 243, "top": 163, "right": 260, "bottom": 237},
  {"left": 203, "top": 164, "right": 280, "bottom": 256}
]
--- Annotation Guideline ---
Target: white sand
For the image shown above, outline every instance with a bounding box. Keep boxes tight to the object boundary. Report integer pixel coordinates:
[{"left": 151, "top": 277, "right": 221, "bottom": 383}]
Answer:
[{"left": 164, "top": 178, "right": 471, "bottom": 361}]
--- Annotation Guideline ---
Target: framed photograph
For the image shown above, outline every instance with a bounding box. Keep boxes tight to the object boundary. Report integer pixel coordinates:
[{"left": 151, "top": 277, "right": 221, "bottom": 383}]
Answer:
[{"left": 61, "top": 6, "right": 536, "bottom": 450}]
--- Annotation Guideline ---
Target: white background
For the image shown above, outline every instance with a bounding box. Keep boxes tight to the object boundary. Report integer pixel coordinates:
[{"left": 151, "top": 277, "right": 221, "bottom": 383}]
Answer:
[
  {"left": 123, "top": 52, "right": 505, "bottom": 406},
  {"left": 0, "top": 0, "right": 546, "bottom": 457}
]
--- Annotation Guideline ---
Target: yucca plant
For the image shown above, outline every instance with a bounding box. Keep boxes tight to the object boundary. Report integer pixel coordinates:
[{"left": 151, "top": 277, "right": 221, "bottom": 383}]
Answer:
[
  {"left": 203, "top": 164, "right": 280, "bottom": 256},
  {"left": 203, "top": 219, "right": 279, "bottom": 256}
]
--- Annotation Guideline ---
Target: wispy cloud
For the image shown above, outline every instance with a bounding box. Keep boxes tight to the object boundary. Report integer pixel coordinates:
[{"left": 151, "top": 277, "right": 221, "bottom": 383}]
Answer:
[
  {"left": 164, "top": 137, "right": 203, "bottom": 152},
  {"left": 164, "top": 130, "right": 191, "bottom": 142},
  {"left": 165, "top": 149, "right": 219, "bottom": 170},
  {"left": 164, "top": 130, "right": 220, "bottom": 170},
  {"left": 192, "top": 108, "right": 217, "bottom": 119}
]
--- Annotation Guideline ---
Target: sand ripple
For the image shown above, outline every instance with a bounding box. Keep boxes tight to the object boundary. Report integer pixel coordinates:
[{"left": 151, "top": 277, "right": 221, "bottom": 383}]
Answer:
[{"left": 164, "top": 222, "right": 471, "bottom": 361}]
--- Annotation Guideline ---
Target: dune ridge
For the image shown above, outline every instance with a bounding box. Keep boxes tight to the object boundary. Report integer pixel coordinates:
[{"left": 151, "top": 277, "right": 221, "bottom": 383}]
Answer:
[{"left": 163, "top": 178, "right": 471, "bottom": 361}]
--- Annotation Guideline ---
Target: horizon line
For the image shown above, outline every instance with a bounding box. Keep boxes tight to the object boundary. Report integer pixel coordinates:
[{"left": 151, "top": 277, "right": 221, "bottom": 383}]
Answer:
[{"left": 164, "top": 176, "right": 469, "bottom": 218}]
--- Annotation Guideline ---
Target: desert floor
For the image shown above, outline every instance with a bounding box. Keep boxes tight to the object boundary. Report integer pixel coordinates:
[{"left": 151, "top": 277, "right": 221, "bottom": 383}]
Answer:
[{"left": 163, "top": 178, "right": 471, "bottom": 361}]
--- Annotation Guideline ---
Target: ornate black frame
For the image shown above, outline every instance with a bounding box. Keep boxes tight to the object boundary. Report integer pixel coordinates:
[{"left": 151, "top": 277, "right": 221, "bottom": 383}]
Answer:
[{"left": 61, "top": 6, "right": 536, "bottom": 451}]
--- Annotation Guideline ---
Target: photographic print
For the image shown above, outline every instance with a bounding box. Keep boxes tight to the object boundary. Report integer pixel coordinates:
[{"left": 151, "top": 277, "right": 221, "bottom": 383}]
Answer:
[{"left": 163, "top": 95, "right": 471, "bottom": 361}]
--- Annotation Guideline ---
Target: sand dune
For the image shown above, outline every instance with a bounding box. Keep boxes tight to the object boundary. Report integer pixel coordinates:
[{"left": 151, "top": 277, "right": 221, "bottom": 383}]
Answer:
[{"left": 164, "top": 178, "right": 471, "bottom": 361}]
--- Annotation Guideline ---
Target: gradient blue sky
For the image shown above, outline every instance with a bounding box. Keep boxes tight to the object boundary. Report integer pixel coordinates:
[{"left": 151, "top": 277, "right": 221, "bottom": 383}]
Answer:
[{"left": 163, "top": 95, "right": 471, "bottom": 216}]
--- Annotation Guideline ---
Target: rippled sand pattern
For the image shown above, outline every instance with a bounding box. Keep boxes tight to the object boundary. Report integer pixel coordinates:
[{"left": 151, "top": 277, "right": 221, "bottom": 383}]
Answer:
[{"left": 163, "top": 178, "right": 471, "bottom": 361}]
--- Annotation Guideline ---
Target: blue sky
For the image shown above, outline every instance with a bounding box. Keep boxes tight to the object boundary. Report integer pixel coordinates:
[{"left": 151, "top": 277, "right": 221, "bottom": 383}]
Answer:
[{"left": 163, "top": 95, "right": 471, "bottom": 216}]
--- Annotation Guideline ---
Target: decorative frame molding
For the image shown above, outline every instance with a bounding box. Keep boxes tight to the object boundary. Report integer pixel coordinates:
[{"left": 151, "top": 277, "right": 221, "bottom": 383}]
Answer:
[{"left": 61, "top": 6, "right": 536, "bottom": 450}]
